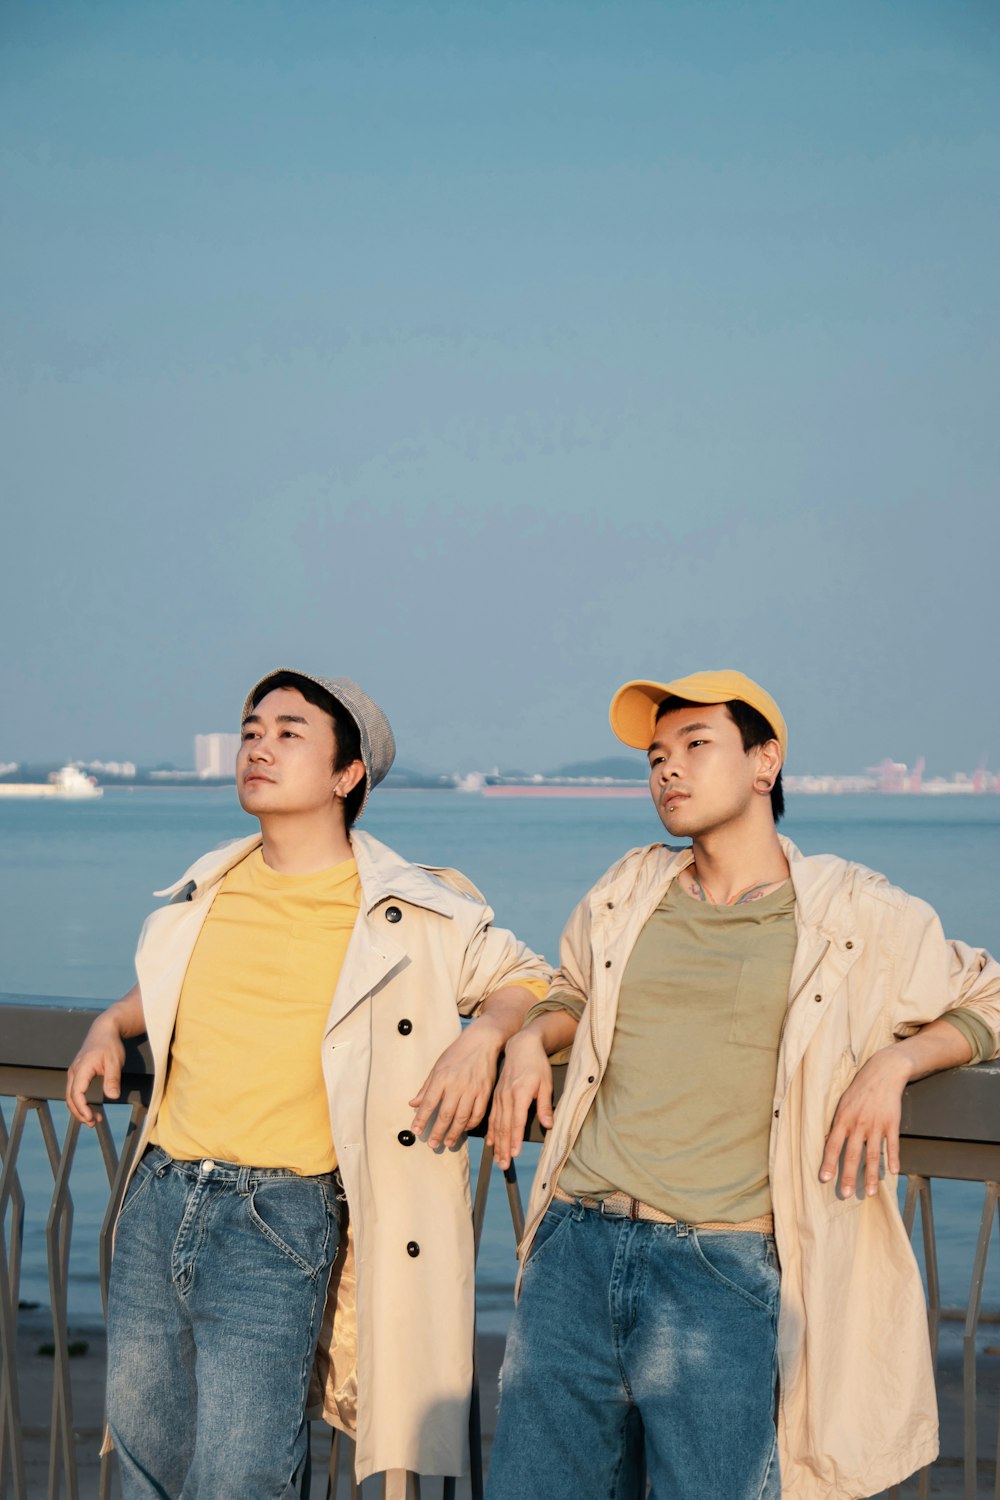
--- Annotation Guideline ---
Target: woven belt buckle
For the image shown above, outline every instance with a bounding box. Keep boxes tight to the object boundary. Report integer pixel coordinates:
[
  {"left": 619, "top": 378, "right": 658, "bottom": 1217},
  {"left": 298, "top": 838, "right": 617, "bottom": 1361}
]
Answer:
[{"left": 600, "top": 1195, "right": 641, "bottom": 1220}]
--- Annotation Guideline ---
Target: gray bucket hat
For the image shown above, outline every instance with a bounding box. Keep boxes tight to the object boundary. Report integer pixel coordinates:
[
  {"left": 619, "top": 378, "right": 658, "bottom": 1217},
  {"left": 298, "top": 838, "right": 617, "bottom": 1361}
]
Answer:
[{"left": 241, "top": 668, "right": 396, "bottom": 819}]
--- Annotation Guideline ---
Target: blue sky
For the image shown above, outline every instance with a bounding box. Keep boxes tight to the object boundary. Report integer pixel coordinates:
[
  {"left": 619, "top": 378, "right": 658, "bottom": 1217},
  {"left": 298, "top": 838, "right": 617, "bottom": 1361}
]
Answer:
[{"left": 3, "top": 0, "right": 998, "bottom": 774}]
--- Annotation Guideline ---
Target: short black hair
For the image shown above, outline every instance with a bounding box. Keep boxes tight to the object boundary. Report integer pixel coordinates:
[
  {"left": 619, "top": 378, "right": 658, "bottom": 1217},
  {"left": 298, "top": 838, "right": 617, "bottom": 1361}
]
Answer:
[
  {"left": 250, "top": 671, "right": 366, "bottom": 828},
  {"left": 656, "top": 696, "right": 785, "bottom": 823}
]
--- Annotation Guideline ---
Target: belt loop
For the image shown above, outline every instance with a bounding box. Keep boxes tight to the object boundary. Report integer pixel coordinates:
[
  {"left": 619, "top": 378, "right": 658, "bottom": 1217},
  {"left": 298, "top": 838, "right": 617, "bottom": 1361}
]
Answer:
[
  {"left": 237, "top": 1165, "right": 252, "bottom": 1195},
  {"left": 629, "top": 1197, "right": 640, "bottom": 1221}
]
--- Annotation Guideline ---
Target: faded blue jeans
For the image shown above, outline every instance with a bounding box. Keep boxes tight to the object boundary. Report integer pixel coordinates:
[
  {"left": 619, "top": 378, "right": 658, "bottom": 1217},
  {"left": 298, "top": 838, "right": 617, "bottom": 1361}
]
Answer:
[
  {"left": 106, "top": 1146, "right": 341, "bottom": 1500},
  {"left": 487, "top": 1198, "right": 781, "bottom": 1500}
]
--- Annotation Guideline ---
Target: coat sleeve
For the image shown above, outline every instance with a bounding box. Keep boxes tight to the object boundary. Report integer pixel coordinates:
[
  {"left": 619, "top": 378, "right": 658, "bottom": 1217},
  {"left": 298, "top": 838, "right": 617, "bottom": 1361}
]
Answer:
[
  {"left": 455, "top": 910, "right": 552, "bottom": 1018},
  {"left": 890, "top": 893, "right": 1000, "bottom": 1058}
]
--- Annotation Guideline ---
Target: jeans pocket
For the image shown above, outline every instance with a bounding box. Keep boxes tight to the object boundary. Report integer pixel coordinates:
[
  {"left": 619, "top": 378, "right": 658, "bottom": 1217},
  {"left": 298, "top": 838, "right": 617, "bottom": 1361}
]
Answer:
[
  {"left": 688, "top": 1231, "right": 781, "bottom": 1316},
  {"left": 247, "top": 1179, "right": 339, "bottom": 1279},
  {"left": 115, "top": 1154, "right": 158, "bottom": 1223},
  {"left": 522, "top": 1200, "right": 575, "bottom": 1270}
]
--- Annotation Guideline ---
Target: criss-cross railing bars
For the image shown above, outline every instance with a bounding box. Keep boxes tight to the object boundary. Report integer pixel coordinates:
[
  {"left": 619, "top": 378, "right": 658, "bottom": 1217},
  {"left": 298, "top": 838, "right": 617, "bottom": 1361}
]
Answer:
[{"left": 2, "top": 995, "right": 999, "bottom": 1500}]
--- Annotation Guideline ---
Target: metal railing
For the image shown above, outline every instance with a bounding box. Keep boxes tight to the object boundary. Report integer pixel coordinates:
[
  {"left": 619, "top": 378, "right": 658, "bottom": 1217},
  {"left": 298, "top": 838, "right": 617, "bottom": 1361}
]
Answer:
[{"left": 2, "top": 995, "right": 999, "bottom": 1500}]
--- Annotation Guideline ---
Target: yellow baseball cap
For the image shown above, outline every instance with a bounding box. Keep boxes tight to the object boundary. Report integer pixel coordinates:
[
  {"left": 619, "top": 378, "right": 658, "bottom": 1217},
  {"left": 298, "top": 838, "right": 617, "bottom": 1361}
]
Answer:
[{"left": 609, "top": 670, "right": 787, "bottom": 760}]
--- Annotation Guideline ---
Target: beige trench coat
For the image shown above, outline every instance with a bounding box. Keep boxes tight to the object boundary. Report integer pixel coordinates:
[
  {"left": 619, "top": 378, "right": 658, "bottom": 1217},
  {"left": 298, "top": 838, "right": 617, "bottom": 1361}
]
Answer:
[
  {"left": 519, "top": 836, "right": 1000, "bottom": 1500},
  {"left": 121, "top": 829, "right": 550, "bottom": 1486}
]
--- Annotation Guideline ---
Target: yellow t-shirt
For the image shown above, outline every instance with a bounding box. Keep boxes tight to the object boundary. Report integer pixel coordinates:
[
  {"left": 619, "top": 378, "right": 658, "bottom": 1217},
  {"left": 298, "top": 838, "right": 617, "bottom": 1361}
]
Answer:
[{"left": 152, "top": 849, "right": 360, "bottom": 1175}]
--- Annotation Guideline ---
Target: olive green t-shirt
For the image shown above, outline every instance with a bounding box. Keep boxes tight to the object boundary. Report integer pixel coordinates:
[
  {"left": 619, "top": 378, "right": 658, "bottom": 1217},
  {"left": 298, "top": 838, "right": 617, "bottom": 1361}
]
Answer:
[{"left": 559, "top": 880, "right": 798, "bottom": 1223}]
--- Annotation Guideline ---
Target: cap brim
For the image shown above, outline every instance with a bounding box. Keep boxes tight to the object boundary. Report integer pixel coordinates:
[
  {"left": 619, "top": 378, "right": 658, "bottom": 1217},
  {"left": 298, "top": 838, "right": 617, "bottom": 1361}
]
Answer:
[{"left": 609, "top": 681, "right": 676, "bottom": 750}]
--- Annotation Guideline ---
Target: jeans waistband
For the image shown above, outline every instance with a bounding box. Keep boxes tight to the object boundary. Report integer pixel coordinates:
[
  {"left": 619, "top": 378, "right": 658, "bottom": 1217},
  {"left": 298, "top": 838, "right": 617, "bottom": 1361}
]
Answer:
[
  {"left": 142, "top": 1144, "right": 339, "bottom": 1187},
  {"left": 553, "top": 1185, "right": 774, "bottom": 1234}
]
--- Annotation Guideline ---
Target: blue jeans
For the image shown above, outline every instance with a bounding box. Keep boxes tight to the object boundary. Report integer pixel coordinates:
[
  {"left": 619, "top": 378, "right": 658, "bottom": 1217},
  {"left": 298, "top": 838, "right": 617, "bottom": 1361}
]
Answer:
[
  {"left": 106, "top": 1147, "right": 341, "bottom": 1500},
  {"left": 487, "top": 1199, "right": 781, "bottom": 1500}
]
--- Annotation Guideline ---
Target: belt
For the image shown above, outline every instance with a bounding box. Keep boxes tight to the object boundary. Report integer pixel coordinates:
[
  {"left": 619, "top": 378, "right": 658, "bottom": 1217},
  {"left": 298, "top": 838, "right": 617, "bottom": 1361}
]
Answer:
[{"left": 553, "top": 1185, "right": 773, "bottom": 1235}]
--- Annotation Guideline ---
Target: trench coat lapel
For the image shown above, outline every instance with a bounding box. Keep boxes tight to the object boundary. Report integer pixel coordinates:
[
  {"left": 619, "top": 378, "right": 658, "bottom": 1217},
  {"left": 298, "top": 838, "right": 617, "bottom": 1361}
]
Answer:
[
  {"left": 321, "top": 831, "right": 458, "bottom": 1034},
  {"left": 323, "top": 917, "right": 409, "bottom": 1034}
]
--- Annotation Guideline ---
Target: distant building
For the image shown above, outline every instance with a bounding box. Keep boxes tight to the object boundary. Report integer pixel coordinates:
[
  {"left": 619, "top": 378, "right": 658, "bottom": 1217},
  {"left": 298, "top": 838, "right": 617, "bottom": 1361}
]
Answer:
[
  {"left": 194, "top": 732, "right": 241, "bottom": 779},
  {"left": 77, "top": 759, "right": 137, "bottom": 779}
]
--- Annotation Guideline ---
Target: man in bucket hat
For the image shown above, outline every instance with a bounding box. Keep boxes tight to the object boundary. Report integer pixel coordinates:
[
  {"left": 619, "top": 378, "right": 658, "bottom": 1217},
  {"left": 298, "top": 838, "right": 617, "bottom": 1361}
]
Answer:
[
  {"left": 67, "top": 668, "right": 549, "bottom": 1499},
  {"left": 486, "top": 669, "right": 1000, "bottom": 1500}
]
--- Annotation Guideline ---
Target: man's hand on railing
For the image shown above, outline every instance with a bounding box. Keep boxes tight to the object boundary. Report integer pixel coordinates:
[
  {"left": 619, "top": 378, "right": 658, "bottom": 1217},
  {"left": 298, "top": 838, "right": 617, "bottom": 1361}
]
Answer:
[
  {"left": 409, "top": 983, "right": 540, "bottom": 1150},
  {"left": 487, "top": 1008, "right": 579, "bottom": 1168},
  {"left": 820, "top": 1017, "right": 975, "bottom": 1198},
  {"left": 409, "top": 1012, "right": 509, "bottom": 1151},
  {"left": 65, "top": 983, "right": 146, "bottom": 1125},
  {"left": 487, "top": 1030, "right": 555, "bottom": 1171}
]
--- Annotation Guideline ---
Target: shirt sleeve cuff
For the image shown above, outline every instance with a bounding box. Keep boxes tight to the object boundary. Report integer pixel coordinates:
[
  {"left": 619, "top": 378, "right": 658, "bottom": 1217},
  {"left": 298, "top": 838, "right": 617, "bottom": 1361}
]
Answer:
[
  {"left": 524, "top": 989, "right": 586, "bottom": 1027},
  {"left": 509, "top": 976, "right": 553, "bottom": 1005},
  {"left": 940, "top": 1008, "right": 993, "bottom": 1065}
]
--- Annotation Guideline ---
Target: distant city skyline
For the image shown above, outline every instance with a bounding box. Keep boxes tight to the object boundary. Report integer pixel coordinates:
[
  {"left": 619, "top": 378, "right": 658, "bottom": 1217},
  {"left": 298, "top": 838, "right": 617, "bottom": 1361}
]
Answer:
[{"left": 1, "top": 741, "right": 997, "bottom": 792}]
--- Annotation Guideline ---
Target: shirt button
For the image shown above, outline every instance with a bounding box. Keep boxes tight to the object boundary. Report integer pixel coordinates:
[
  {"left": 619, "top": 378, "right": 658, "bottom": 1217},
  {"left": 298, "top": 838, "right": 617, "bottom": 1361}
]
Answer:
[
  {"left": 814, "top": 994, "right": 823, "bottom": 1003},
  {"left": 406, "top": 1241, "right": 420, "bottom": 1257},
  {"left": 845, "top": 940, "right": 854, "bottom": 949},
  {"left": 604, "top": 960, "right": 612, "bottom": 969},
  {"left": 588, "top": 1075, "right": 595, "bottom": 1084},
  {"left": 386, "top": 906, "right": 402, "bottom": 923},
  {"left": 773, "top": 1109, "right": 780, "bottom": 1119},
  {"left": 398, "top": 1130, "right": 416, "bottom": 1147},
  {"left": 397, "top": 1018, "right": 413, "bottom": 1035}
]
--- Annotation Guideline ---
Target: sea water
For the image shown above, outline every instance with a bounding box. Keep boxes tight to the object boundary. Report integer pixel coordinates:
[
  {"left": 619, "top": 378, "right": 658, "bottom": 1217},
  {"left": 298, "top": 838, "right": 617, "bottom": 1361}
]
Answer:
[{"left": 2, "top": 788, "right": 999, "bottom": 1330}]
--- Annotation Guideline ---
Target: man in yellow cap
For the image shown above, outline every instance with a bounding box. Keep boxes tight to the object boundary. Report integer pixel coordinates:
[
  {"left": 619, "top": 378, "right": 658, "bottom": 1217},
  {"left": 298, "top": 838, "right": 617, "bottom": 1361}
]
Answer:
[{"left": 486, "top": 670, "right": 1000, "bottom": 1500}]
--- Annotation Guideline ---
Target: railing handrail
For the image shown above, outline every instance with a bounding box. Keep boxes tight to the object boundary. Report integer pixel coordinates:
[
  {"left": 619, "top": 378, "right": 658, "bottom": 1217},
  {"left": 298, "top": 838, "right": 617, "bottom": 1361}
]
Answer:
[{"left": 3, "top": 992, "right": 1000, "bottom": 1145}]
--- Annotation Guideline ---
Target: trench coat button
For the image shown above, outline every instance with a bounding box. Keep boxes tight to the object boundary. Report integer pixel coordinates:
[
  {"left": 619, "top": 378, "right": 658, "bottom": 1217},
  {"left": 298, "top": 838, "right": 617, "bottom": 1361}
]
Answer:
[
  {"left": 814, "top": 994, "right": 823, "bottom": 1003},
  {"left": 397, "top": 1018, "right": 413, "bottom": 1035},
  {"left": 406, "top": 1241, "right": 420, "bottom": 1257},
  {"left": 606, "top": 902, "right": 614, "bottom": 909},
  {"left": 398, "top": 1130, "right": 416, "bottom": 1147},
  {"left": 588, "top": 1075, "right": 595, "bottom": 1083},
  {"left": 604, "top": 960, "right": 612, "bottom": 969},
  {"left": 845, "top": 940, "right": 854, "bottom": 949},
  {"left": 386, "top": 906, "right": 402, "bottom": 923}
]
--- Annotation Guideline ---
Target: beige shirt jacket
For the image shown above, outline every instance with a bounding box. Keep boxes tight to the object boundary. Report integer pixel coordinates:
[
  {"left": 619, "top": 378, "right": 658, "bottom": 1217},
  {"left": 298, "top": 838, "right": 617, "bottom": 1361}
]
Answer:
[
  {"left": 120, "top": 829, "right": 551, "bottom": 1487},
  {"left": 520, "top": 836, "right": 1000, "bottom": 1500}
]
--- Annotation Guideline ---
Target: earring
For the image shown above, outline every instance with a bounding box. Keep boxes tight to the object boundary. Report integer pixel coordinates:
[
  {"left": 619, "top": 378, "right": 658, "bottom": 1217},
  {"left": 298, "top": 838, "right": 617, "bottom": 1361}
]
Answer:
[{"left": 755, "top": 777, "right": 773, "bottom": 793}]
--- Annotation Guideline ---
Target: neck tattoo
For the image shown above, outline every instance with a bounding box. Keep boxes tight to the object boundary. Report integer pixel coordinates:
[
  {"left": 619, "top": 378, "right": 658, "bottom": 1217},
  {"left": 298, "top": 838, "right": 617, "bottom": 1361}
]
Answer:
[{"left": 687, "top": 874, "right": 777, "bottom": 907}]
